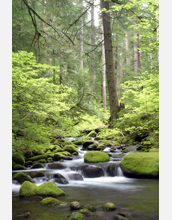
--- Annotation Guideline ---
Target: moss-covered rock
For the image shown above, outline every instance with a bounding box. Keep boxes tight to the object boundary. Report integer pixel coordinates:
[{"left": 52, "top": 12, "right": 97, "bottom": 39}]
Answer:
[
  {"left": 53, "top": 152, "right": 66, "bottom": 161},
  {"left": 28, "top": 155, "right": 46, "bottom": 161},
  {"left": 149, "top": 148, "right": 159, "bottom": 152},
  {"left": 120, "top": 152, "right": 159, "bottom": 178},
  {"left": 12, "top": 153, "right": 25, "bottom": 166},
  {"left": 84, "top": 151, "right": 109, "bottom": 163},
  {"left": 19, "top": 181, "right": 65, "bottom": 197},
  {"left": 12, "top": 164, "right": 26, "bottom": 170},
  {"left": 113, "top": 141, "right": 120, "bottom": 146},
  {"left": 78, "top": 209, "right": 91, "bottom": 215},
  {"left": 68, "top": 212, "right": 85, "bottom": 220},
  {"left": 47, "top": 157, "right": 53, "bottom": 162},
  {"left": 37, "top": 182, "right": 65, "bottom": 197},
  {"left": 86, "top": 131, "right": 97, "bottom": 138},
  {"left": 88, "top": 144, "right": 97, "bottom": 150},
  {"left": 24, "top": 149, "right": 33, "bottom": 158},
  {"left": 13, "top": 172, "right": 31, "bottom": 184},
  {"left": 40, "top": 197, "right": 62, "bottom": 206},
  {"left": 19, "top": 181, "right": 38, "bottom": 197},
  {"left": 73, "top": 140, "right": 83, "bottom": 145},
  {"left": 38, "top": 159, "right": 46, "bottom": 163},
  {"left": 62, "top": 151, "right": 72, "bottom": 156},
  {"left": 63, "top": 145, "right": 78, "bottom": 155},
  {"left": 31, "top": 162, "right": 44, "bottom": 169},
  {"left": 101, "top": 202, "right": 116, "bottom": 211}
]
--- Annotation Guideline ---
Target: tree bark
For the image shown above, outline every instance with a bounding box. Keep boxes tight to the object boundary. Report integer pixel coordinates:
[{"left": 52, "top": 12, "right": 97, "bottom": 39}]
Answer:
[
  {"left": 125, "top": 31, "right": 130, "bottom": 66},
  {"left": 133, "top": 25, "right": 139, "bottom": 73},
  {"left": 79, "top": 1, "right": 84, "bottom": 70},
  {"left": 102, "top": 25, "right": 106, "bottom": 112},
  {"left": 91, "top": 1, "right": 96, "bottom": 92},
  {"left": 101, "top": 0, "right": 119, "bottom": 123}
]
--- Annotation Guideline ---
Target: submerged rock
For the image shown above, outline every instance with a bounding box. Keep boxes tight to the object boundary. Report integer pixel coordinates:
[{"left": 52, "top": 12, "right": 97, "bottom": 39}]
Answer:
[
  {"left": 68, "top": 212, "right": 85, "bottom": 220},
  {"left": 15, "top": 212, "right": 30, "bottom": 218},
  {"left": 113, "top": 215, "right": 127, "bottom": 220},
  {"left": 67, "top": 173, "right": 84, "bottom": 181},
  {"left": 101, "top": 202, "right": 116, "bottom": 211},
  {"left": 81, "top": 165, "right": 104, "bottom": 178},
  {"left": 53, "top": 173, "right": 69, "bottom": 184},
  {"left": 28, "top": 171, "right": 45, "bottom": 178},
  {"left": 40, "top": 197, "right": 62, "bottom": 206},
  {"left": 107, "top": 164, "right": 117, "bottom": 177},
  {"left": 70, "top": 201, "right": 82, "bottom": 210}
]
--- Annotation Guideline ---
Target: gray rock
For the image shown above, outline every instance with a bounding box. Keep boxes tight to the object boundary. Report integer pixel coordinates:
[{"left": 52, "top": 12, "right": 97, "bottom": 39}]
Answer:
[{"left": 81, "top": 165, "right": 104, "bottom": 178}]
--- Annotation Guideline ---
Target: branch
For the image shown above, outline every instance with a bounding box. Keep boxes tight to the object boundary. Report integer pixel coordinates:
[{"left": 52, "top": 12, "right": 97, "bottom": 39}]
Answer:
[
  {"left": 22, "top": 0, "right": 75, "bottom": 47},
  {"left": 85, "top": 40, "right": 103, "bottom": 56}
]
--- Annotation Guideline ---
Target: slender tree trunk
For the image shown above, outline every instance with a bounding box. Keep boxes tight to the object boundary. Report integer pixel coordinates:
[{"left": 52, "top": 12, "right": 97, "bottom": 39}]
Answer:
[
  {"left": 139, "top": 36, "right": 144, "bottom": 69},
  {"left": 79, "top": 1, "right": 84, "bottom": 70},
  {"left": 101, "top": 0, "right": 119, "bottom": 123},
  {"left": 102, "top": 25, "right": 106, "bottom": 112},
  {"left": 125, "top": 31, "right": 130, "bottom": 66},
  {"left": 133, "top": 25, "right": 139, "bottom": 73},
  {"left": 91, "top": 1, "right": 96, "bottom": 92}
]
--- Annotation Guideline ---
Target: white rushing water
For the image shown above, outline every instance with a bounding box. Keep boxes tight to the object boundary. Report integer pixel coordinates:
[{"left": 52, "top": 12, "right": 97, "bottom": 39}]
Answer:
[{"left": 12, "top": 142, "right": 140, "bottom": 194}]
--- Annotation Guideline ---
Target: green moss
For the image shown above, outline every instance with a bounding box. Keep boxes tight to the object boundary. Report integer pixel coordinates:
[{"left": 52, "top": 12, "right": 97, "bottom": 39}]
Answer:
[
  {"left": 13, "top": 164, "right": 26, "bottom": 170},
  {"left": 47, "top": 157, "right": 53, "bottom": 162},
  {"left": 149, "top": 148, "right": 159, "bottom": 152},
  {"left": 84, "top": 151, "right": 109, "bottom": 163},
  {"left": 78, "top": 209, "right": 91, "bottom": 215},
  {"left": 32, "top": 162, "right": 43, "bottom": 169},
  {"left": 24, "top": 149, "right": 33, "bottom": 158},
  {"left": 53, "top": 152, "right": 66, "bottom": 161},
  {"left": 73, "top": 140, "right": 83, "bottom": 145},
  {"left": 68, "top": 212, "right": 85, "bottom": 220},
  {"left": 12, "top": 153, "right": 25, "bottom": 166},
  {"left": 102, "top": 202, "right": 116, "bottom": 211},
  {"left": 63, "top": 145, "right": 78, "bottom": 155},
  {"left": 37, "top": 182, "right": 65, "bottom": 197},
  {"left": 61, "top": 151, "right": 72, "bottom": 156},
  {"left": 120, "top": 152, "right": 159, "bottom": 178},
  {"left": 86, "top": 131, "right": 97, "bottom": 138},
  {"left": 88, "top": 144, "right": 97, "bottom": 150},
  {"left": 113, "top": 141, "right": 120, "bottom": 146},
  {"left": 25, "top": 161, "right": 33, "bottom": 166},
  {"left": 40, "top": 197, "right": 62, "bottom": 206},
  {"left": 19, "top": 181, "right": 38, "bottom": 197},
  {"left": 28, "top": 155, "right": 46, "bottom": 161},
  {"left": 53, "top": 147, "right": 63, "bottom": 153},
  {"left": 38, "top": 159, "right": 46, "bottom": 163},
  {"left": 13, "top": 172, "right": 31, "bottom": 183}
]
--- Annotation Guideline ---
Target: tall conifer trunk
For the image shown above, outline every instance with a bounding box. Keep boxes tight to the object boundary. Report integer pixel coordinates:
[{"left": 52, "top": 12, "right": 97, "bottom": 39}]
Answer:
[
  {"left": 133, "top": 25, "right": 139, "bottom": 73},
  {"left": 101, "top": 0, "right": 119, "bottom": 123},
  {"left": 102, "top": 25, "right": 106, "bottom": 112},
  {"left": 91, "top": 1, "right": 96, "bottom": 92}
]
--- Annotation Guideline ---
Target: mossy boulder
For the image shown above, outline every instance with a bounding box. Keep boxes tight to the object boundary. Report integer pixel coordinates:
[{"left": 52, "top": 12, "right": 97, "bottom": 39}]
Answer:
[
  {"left": 88, "top": 144, "right": 97, "bottom": 150},
  {"left": 28, "top": 155, "right": 46, "bottom": 161},
  {"left": 19, "top": 181, "right": 38, "bottom": 197},
  {"left": 63, "top": 145, "right": 78, "bottom": 155},
  {"left": 73, "top": 140, "right": 83, "bottom": 145},
  {"left": 84, "top": 151, "right": 109, "bottom": 163},
  {"left": 12, "top": 164, "right": 26, "bottom": 170},
  {"left": 12, "top": 153, "right": 25, "bottom": 166},
  {"left": 53, "top": 147, "right": 63, "bottom": 153},
  {"left": 62, "top": 151, "right": 72, "bottom": 156},
  {"left": 47, "top": 157, "right": 53, "bottom": 162},
  {"left": 13, "top": 172, "right": 31, "bottom": 184},
  {"left": 149, "top": 148, "right": 159, "bottom": 152},
  {"left": 25, "top": 161, "right": 33, "bottom": 166},
  {"left": 120, "top": 152, "right": 159, "bottom": 178},
  {"left": 19, "top": 181, "right": 65, "bottom": 197},
  {"left": 31, "top": 162, "right": 44, "bottom": 169},
  {"left": 53, "top": 152, "right": 66, "bottom": 161},
  {"left": 68, "top": 212, "right": 85, "bottom": 220},
  {"left": 86, "top": 131, "right": 97, "bottom": 138},
  {"left": 102, "top": 202, "right": 116, "bottom": 211},
  {"left": 24, "top": 150, "right": 33, "bottom": 158},
  {"left": 40, "top": 197, "right": 62, "bottom": 206},
  {"left": 38, "top": 159, "right": 46, "bottom": 163},
  {"left": 37, "top": 182, "right": 65, "bottom": 197},
  {"left": 83, "top": 140, "right": 98, "bottom": 150}
]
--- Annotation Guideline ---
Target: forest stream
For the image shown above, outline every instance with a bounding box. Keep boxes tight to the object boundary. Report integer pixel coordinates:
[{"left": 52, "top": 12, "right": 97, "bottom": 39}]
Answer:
[{"left": 12, "top": 137, "right": 159, "bottom": 220}]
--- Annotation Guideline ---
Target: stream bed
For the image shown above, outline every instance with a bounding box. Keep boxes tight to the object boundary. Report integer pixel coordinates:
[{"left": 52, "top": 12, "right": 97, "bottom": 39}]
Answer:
[{"left": 12, "top": 141, "right": 159, "bottom": 220}]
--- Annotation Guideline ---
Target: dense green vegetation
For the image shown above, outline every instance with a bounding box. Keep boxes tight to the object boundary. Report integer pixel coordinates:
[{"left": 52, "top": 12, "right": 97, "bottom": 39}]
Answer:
[{"left": 12, "top": 0, "right": 159, "bottom": 155}]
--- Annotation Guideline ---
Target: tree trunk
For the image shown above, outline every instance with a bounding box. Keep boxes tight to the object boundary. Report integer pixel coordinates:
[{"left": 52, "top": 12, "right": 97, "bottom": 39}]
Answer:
[
  {"left": 79, "top": 1, "right": 84, "bottom": 70},
  {"left": 133, "top": 25, "right": 139, "bottom": 73},
  {"left": 91, "top": 1, "right": 96, "bottom": 92},
  {"left": 102, "top": 25, "right": 106, "bottom": 112},
  {"left": 101, "top": 0, "right": 119, "bottom": 123},
  {"left": 125, "top": 31, "right": 130, "bottom": 66}
]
